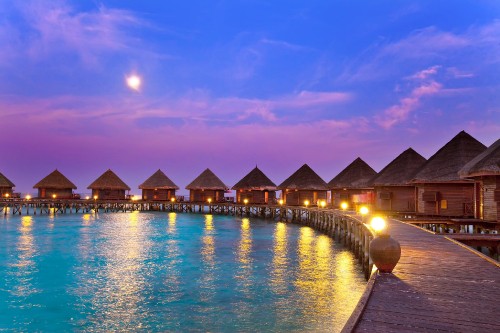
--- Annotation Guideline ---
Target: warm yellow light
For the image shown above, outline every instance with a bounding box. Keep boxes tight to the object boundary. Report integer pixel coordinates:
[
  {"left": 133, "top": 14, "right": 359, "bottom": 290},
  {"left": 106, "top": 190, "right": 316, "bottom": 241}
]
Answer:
[
  {"left": 171, "top": 197, "right": 176, "bottom": 202},
  {"left": 304, "top": 200, "right": 310, "bottom": 207},
  {"left": 85, "top": 196, "right": 90, "bottom": 200},
  {"left": 126, "top": 74, "right": 141, "bottom": 91},
  {"left": 131, "top": 195, "right": 141, "bottom": 201},
  {"left": 52, "top": 194, "right": 56, "bottom": 199},
  {"left": 320, "top": 200, "right": 326, "bottom": 208},
  {"left": 207, "top": 198, "right": 212, "bottom": 204},
  {"left": 279, "top": 199, "right": 284, "bottom": 205},
  {"left": 359, "top": 206, "right": 369, "bottom": 215},
  {"left": 243, "top": 198, "right": 249, "bottom": 205},
  {"left": 26, "top": 195, "right": 31, "bottom": 200},
  {"left": 93, "top": 195, "right": 98, "bottom": 200},
  {"left": 340, "top": 202, "right": 348, "bottom": 210},
  {"left": 370, "top": 216, "right": 387, "bottom": 232},
  {"left": 5, "top": 193, "right": 10, "bottom": 198}
]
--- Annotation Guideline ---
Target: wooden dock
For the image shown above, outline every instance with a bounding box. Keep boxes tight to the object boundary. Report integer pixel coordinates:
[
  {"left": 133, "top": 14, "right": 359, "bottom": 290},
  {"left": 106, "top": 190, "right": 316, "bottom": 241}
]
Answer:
[{"left": 350, "top": 219, "right": 500, "bottom": 333}]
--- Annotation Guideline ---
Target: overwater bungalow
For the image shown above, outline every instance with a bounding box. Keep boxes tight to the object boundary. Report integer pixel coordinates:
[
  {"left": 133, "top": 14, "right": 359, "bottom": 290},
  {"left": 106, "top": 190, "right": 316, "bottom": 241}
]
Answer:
[
  {"left": 186, "top": 168, "right": 228, "bottom": 203},
  {"left": 33, "top": 169, "right": 77, "bottom": 199},
  {"left": 328, "top": 157, "right": 377, "bottom": 209},
  {"left": 232, "top": 166, "right": 277, "bottom": 204},
  {"left": 411, "top": 131, "right": 486, "bottom": 217},
  {"left": 459, "top": 138, "right": 500, "bottom": 223},
  {"left": 139, "top": 169, "right": 179, "bottom": 201},
  {"left": 0, "top": 172, "right": 15, "bottom": 198},
  {"left": 87, "top": 169, "right": 130, "bottom": 200},
  {"left": 278, "top": 164, "right": 328, "bottom": 206},
  {"left": 371, "top": 148, "right": 426, "bottom": 213}
]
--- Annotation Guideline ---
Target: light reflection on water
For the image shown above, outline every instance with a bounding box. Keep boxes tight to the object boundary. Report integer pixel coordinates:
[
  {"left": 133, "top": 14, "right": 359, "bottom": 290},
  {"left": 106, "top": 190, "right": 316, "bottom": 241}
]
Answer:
[{"left": 0, "top": 212, "right": 366, "bottom": 332}]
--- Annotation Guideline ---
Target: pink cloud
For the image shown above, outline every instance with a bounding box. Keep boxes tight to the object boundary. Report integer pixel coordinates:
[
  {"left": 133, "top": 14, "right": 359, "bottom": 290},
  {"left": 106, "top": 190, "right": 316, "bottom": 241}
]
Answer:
[
  {"left": 406, "top": 65, "right": 441, "bottom": 80},
  {"left": 376, "top": 81, "right": 442, "bottom": 129}
]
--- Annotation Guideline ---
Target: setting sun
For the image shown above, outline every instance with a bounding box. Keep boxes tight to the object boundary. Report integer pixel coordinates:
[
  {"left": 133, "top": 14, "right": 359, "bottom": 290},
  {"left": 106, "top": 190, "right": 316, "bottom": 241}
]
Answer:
[{"left": 126, "top": 75, "right": 141, "bottom": 91}]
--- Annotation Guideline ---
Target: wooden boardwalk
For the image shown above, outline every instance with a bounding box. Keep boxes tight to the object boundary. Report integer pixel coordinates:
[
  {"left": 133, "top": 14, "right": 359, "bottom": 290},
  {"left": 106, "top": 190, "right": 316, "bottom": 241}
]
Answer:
[{"left": 353, "top": 219, "right": 500, "bottom": 333}]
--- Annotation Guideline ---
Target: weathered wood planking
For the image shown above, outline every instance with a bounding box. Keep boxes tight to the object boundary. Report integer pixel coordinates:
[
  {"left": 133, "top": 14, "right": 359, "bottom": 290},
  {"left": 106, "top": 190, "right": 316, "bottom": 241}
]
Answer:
[{"left": 353, "top": 219, "right": 500, "bottom": 333}]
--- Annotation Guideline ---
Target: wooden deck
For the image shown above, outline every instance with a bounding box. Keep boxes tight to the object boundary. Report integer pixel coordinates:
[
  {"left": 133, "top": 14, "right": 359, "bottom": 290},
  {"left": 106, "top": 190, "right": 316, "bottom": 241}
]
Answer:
[{"left": 353, "top": 219, "right": 500, "bottom": 333}]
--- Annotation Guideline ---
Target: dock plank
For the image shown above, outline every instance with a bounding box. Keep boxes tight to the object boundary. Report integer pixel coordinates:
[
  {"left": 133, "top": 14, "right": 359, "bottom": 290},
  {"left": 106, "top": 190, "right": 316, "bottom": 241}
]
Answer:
[{"left": 353, "top": 219, "right": 500, "bottom": 333}]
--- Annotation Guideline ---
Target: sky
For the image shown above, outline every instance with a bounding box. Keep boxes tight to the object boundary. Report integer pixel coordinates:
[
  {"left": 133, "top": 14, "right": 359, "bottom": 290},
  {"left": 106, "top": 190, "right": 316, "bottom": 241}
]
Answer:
[{"left": 1, "top": 0, "right": 499, "bottom": 195}]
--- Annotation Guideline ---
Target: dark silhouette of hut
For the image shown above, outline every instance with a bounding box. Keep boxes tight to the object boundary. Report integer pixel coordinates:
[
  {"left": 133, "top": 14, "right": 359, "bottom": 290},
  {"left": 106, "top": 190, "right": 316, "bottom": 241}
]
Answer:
[
  {"left": 139, "top": 169, "right": 179, "bottom": 201},
  {"left": 232, "top": 166, "right": 277, "bottom": 204},
  {"left": 328, "top": 157, "right": 377, "bottom": 209},
  {"left": 87, "top": 169, "right": 130, "bottom": 200},
  {"left": 33, "top": 169, "right": 77, "bottom": 199},
  {"left": 459, "top": 138, "right": 500, "bottom": 222},
  {"left": 278, "top": 164, "right": 328, "bottom": 206},
  {"left": 186, "top": 168, "right": 228, "bottom": 203},
  {"left": 411, "top": 131, "right": 486, "bottom": 217},
  {"left": 371, "top": 148, "right": 426, "bottom": 213},
  {"left": 0, "top": 172, "right": 15, "bottom": 198}
]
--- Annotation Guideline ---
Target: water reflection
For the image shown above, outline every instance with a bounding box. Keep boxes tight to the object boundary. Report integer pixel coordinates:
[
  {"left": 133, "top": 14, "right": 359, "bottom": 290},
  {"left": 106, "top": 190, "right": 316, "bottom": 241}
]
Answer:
[
  {"left": 163, "top": 212, "right": 182, "bottom": 303},
  {"left": 11, "top": 216, "right": 38, "bottom": 297},
  {"left": 271, "top": 222, "right": 288, "bottom": 295},
  {"left": 78, "top": 212, "right": 152, "bottom": 331},
  {"left": 200, "top": 214, "right": 216, "bottom": 302}
]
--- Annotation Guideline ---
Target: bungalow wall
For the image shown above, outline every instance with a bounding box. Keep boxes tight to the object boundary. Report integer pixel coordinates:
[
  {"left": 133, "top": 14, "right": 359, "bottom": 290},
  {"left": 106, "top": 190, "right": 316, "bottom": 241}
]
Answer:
[
  {"left": 331, "top": 189, "right": 374, "bottom": 209},
  {"left": 0, "top": 187, "right": 13, "bottom": 197},
  {"left": 478, "top": 176, "right": 499, "bottom": 223},
  {"left": 416, "top": 183, "right": 475, "bottom": 217},
  {"left": 91, "top": 189, "right": 126, "bottom": 200},
  {"left": 374, "top": 185, "right": 416, "bottom": 213},
  {"left": 37, "top": 188, "right": 73, "bottom": 199},
  {"left": 236, "top": 190, "right": 276, "bottom": 204},
  {"left": 283, "top": 190, "right": 327, "bottom": 206},
  {"left": 142, "top": 189, "right": 176, "bottom": 201},
  {"left": 189, "top": 190, "right": 225, "bottom": 202}
]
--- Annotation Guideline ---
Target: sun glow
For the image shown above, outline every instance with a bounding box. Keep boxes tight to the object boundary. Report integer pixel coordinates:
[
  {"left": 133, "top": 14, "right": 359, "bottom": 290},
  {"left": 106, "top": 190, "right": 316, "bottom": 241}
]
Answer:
[{"left": 126, "top": 74, "right": 141, "bottom": 91}]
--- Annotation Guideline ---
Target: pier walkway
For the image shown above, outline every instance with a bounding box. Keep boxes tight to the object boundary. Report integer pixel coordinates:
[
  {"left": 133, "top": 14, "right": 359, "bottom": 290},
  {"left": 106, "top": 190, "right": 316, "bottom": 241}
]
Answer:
[{"left": 352, "top": 218, "right": 500, "bottom": 333}]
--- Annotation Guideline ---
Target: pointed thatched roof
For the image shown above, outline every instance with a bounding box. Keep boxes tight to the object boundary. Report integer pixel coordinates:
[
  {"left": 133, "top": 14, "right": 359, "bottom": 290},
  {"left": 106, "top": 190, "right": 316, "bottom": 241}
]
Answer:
[
  {"left": 412, "top": 130, "right": 487, "bottom": 183},
  {"left": 278, "top": 164, "right": 328, "bottom": 190},
  {"left": 33, "top": 169, "right": 77, "bottom": 189},
  {"left": 328, "top": 157, "right": 377, "bottom": 189},
  {"left": 459, "top": 138, "right": 500, "bottom": 178},
  {"left": 232, "top": 166, "right": 277, "bottom": 191},
  {"left": 186, "top": 168, "right": 228, "bottom": 190},
  {"left": 139, "top": 169, "right": 179, "bottom": 190},
  {"left": 371, "top": 148, "right": 427, "bottom": 186},
  {"left": 0, "top": 172, "right": 15, "bottom": 188},
  {"left": 87, "top": 169, "right": 131, "bottom": 190}
]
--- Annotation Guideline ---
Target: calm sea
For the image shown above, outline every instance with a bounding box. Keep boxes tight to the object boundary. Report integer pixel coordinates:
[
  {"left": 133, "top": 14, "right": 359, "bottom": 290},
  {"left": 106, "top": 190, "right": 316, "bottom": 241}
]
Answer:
[{"left": 0, "top": 212, "right": 365, "bottom": 332}]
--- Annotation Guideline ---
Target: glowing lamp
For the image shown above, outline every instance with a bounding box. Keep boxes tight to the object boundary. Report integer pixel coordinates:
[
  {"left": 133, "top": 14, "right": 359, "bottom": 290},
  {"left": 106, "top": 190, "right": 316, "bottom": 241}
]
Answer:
[
  {"left": 243, "top": 198, "right": 249, "bottom": 205},
  {"left": 93, "top": 195, "right": 98, "bottom": 200},
  {"left": 304, "top": 200, "right": 310, "bottom": 207},
  {"left": 85, "top": 196, "right": 90, "bottom": 200},
  {"left": 171, "top": 197, "right": 176, "bottom": 202},
  {"left": 207, "top": 198, "right": 212, "bottom": 204},
  {"left": 320, "top": 200, "right": 326, "bottom": 208},
  {"left": 359, "top": 206, "right": 369, "bottom": 216},
  {"left": 5, "top": 193, "right": 10, "bottom": 198},
  {"left": 279, "top": 199, "right": 284, "bottom": 205},
  {"left": 52, "top": 194, "right": 57, "bottom": 199},
  {"left": 370, "top": 216, "right": 387, "bottom": 232},
  {"left": 26, "top": 195, "right": 31, "bottom": 200},
  {"left": 340, "top": 202, "right": 348, "bottom": 210}
]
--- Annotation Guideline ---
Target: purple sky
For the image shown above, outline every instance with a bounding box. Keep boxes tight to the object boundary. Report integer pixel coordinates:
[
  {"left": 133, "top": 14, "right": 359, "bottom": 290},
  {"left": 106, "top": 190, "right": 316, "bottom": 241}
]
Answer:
[{"left": 1, "top": 0, "right": 499, "bottom": 195}]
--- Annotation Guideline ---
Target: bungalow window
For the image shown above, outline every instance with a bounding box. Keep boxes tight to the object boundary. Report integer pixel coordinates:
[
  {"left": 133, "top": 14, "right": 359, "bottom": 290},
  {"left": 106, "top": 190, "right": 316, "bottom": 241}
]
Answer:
[{"left": 440, "top": 200, "right": 447, "bottom": 209}]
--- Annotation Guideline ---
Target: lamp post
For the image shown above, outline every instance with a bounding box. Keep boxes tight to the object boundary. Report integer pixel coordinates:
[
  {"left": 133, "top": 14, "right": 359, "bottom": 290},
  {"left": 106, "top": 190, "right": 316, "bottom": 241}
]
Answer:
[
  {"left": 304, "top": 200, "right": 310, "bottom": 208},
  {"left": 369, "top": 216, "right": 401, "bottom": 273},
  {"left": 340, "top": 201, "right": 348, "bottom": 211},
  {"left": 359, "top": 205, "right": 369, "bottom": 223}
]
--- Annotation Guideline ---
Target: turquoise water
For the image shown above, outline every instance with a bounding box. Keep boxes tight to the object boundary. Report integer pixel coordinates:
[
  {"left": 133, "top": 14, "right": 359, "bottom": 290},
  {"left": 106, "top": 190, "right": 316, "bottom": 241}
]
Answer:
[{"left": 0, "top": 212, "right": 365, "bottom": 332}]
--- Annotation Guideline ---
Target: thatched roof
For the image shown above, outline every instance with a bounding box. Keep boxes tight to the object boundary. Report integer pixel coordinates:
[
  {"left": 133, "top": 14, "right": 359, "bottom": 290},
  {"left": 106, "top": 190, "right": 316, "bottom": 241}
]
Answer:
[
  {"left": 186, "top": 168, "right": 228, "bottom": 190},
  {"left": 232, "top": 166, "right": 277, "bottom": 191},
  {"left": 139, "top": 169, "right": 179, "bottom": 190},
  {"left": 87, "top": 169, "right": 131, "bottom": 190},
  {"left": 371, "top": 148, "right": 427, "bottom": 186},
  {"left": 328, "top": 157, "right": 377, "bottom": 189},
  {"left": 33, "top": 169, "right": 77, "bottom": 189},
  {"left": 412, "top": 130, "right": 487, "bottom": 183},
  {"left": 459, "top": 138, "right": 500, "bottom": 178},
  {"left": 0, "top": 172, "right": 15, "bottom": 188},
  {"left": 278, "top": 164, "right": 328, "bottom": 190}
]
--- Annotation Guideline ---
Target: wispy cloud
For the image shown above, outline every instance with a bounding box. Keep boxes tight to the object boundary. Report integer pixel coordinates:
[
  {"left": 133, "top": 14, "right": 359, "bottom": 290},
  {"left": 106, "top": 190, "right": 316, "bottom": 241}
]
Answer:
[{"left": 1, "top": 1, "right": 148, "bottom": 66}]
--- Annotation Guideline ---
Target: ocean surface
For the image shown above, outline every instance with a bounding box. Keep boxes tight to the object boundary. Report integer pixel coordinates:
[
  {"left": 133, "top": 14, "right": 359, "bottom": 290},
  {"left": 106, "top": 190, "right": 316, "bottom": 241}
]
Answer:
[{"left": 0, "top": 212, "right": 365, "bottom": 332}]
